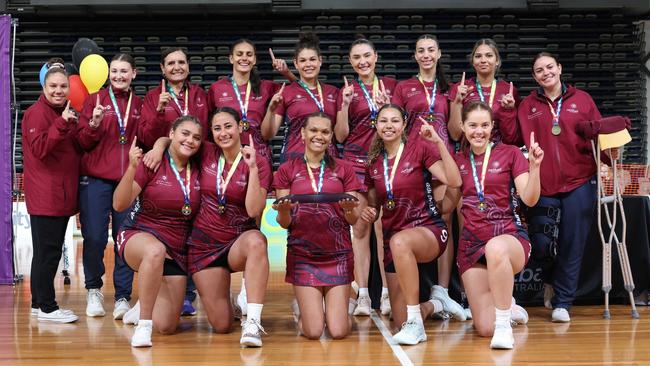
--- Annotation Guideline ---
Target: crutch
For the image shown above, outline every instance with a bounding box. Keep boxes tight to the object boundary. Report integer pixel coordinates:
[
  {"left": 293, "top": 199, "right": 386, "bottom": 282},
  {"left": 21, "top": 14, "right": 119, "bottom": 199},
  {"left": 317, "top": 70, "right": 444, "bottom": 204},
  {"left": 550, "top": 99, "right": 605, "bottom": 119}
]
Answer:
[{"left": 591, "top": 129, "right": 638, "bottom": 319}]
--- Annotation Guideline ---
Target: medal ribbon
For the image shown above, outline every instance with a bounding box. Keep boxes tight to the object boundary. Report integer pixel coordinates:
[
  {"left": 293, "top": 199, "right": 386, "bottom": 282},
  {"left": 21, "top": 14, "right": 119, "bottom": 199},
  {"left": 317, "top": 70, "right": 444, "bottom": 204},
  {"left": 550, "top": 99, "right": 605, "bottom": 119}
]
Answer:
[
  {"left": 297, "top": 80, "right": 324, "bottom": 112},
  {"left": 382, "top": 142, "right": 404, "bottom": 202},
  {"left": 357, "top": 76, "right": 379, "bottom": 122},
  {"left": 216, "top": 151, "right": 243, "bottom": 204},
  {"left": 167, "top": 83, "right": 189, "bottom": 116},
  {"left": 469, "top": 142, "right": 493, "bottom": 207},
  {"left": 417, "top": 75, "right": 438, "bottom": 116},
  {"left": 230, "top": 76, "right": 251, "bottom": 122},
  {"left": 546, "top": 97, "right": 563, "bottom": 132},
  {"left": 304, "top": 156, "right": 325, "bottom": 194},
  {"left": 475, "top": 78, "right": 497, "bottom": 108},
  {"left": 108, "top": 87, "right": 133, "bottom": 137},
  {"left": 166, "top": 150, "right": 191, "bottom": 209}
]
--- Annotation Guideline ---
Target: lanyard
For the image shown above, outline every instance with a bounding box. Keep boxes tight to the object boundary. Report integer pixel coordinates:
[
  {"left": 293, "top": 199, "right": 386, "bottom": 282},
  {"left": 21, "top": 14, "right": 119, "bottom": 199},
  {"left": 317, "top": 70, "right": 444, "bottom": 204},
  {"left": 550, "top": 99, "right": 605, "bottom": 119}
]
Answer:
[
  {"left": 216, "top": 151, "right": 243, "bottom": 212},
  {"left": 475, "top": 78, "right": 497, "bottom": 108},
  {"left": 418, "top": 75, "right": 438, "bottom": 118},
  {"left": 382, "top": 142, "right": 404, "bottom": 206},
  {"left": 469, "top": 143, "right": 493, "bottom": 211},
  {"left": 297, "top": 80, "right": 324, "bottom": 112},
  {"left": 304, "top": 156, "right": 325, "bottom": 194},
  {"left": 229, "top": 76, "right": 251, "bottom": 122},
  {"left": 357, "top": 76, "right": 380, "bottom": 125},
  {"left": 546, "top": 97, "right": 563, "bottom": 135},
  {"left": 166, "top": 150, "right": 192, "bottom": 215},
  {"left": 167, "top": 83, "right": 189, "bottom": 116},
  {"left": 108, "top": 87, "right": 133, "bottom": 144}
]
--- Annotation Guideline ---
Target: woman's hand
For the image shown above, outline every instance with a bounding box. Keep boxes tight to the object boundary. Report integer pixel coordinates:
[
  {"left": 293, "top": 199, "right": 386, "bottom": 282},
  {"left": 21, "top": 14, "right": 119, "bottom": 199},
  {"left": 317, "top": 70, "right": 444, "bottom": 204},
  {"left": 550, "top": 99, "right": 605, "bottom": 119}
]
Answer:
[
  {"left": 419, "top": 117, "right": 443, "bottom": 144},
  {"left": 528, "top": 131, "right": 544, "bottom": 169},
  {"left": 500, "top": 82, "right": 516, "bottom": 109},
  {"left": 341, "top": 76, "right": 354, "bottom": 107},
  {"left": 90, "top": 94, "right": 105, "bottom": 128},
  {"left": 61, "top": 100, "right": 78, "bottom": 123},
  {"left": 267, "top": 82, "right": 285, "bottom": 114},
  {"left": 128, "top": 137, "right": 143, "bottom": 169},
  {"left": 360, "top": 206, "right": 378, "bottom": 223},
  {"left": 157, "top": 79, "right": 171, "bottom": 112},
  {"left": 241, "top": 138, "right": 257, "bottom": 168},
  {"left": 272, "top": 197, "right": 296, "bottom": 213},
  {"left": 453, "top": 72, "right": 473, "bottom": 104}
]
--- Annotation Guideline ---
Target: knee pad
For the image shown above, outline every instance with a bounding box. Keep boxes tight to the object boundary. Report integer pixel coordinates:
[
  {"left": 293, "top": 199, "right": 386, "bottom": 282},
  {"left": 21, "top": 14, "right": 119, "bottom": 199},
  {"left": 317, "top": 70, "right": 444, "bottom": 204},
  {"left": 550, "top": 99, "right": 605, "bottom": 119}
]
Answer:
[{"left": 526, "top": 196, "right": 561, "bottom": 261}]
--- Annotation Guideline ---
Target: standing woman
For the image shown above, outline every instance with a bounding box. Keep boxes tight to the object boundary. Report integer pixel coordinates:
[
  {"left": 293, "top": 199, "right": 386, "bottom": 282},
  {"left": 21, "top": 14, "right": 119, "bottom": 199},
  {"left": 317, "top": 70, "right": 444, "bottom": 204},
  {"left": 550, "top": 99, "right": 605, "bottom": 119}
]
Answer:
[
  {"left": 507, "top": 53, "right": 613, "bottom": 323},
  {"left": 77, "top": 53, "right": 141, "bottom": 320},
  {"left": 23, "top": 59, "right": 81, "bottom": 323},
  {"left": 336, "top": 36, "right": 396, "bottom": 316},
  {"left": 113, "top": 116, "right": 202, "bottom": 347},
  {"left": 140, "top": 47, "right": 209, "bottom": 148},
  {"left": 361, "top": 104, "right": 462, "bottom": 346},
  {"left": 273, "top": 112, "right": 363, "bottom": 340},
  {"left": 391, "top": 34, "right": 464, "bottom": 318},
  {"left": 448, "top": 38, "right": 519, "bottom": 144},
  {"left": 262, "top": 32, "right": 339, "bottom": 162},
  {"left": 455, "top": 101, "right": 542, "bottom": 349}
]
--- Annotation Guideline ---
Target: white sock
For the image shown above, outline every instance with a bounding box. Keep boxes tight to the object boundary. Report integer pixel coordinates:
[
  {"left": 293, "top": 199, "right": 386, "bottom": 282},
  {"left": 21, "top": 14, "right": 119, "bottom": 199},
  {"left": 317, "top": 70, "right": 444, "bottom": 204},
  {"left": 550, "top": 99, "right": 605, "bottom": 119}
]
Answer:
[
  {"left": 381, "top": 287, "right": 389, "bottom": 297},
  {"left": 240, "top": 279, "right": 246, "bottom": 294},
  {"left": 510, "top": 297, "right": 516, "bottom": 309},
  {"left": 358, "top": 288, "right": 369, "bottom": 298},
  {"left": 495, "top": 307, "right": 511, "bottom": 326},
  {"left": 247, "top": 303, "right": 263, "bottom": 323},
  {"left": 428, "top": 298, "right": 443, "bottom": 314},
  {"left": 348, "top": 299, "right": 357, "bottom": 315},
  {"left": 406, "top": 304, "right": 423, "bottom": 324},
  {"left": 138, "top": 319, "right": 152, "bottom": 327}
]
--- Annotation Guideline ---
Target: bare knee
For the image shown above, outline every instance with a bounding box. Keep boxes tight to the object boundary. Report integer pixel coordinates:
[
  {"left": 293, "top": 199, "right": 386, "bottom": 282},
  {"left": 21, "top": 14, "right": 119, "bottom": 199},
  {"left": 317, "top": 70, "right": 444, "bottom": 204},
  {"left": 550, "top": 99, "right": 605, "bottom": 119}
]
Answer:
[
  {"left": 145, "top": 243, "right": 167, "bottom": 263},
  {"left": 209, "top": 316, "right": 232, "bottom": 334},
  {"left": 155, "top": 320, "right": 178, "bottom": 335},
  {"left": 328, "top": 324, "right": 350, "bottom": 340},
  {"left": 301, "top": 322, "right": 324, "bottom": 340},
  {"left": 485, "top": 240, "right": 508, "bottom": 263},
  {"left": 389, "top": 237, "right": 409, "bottom": 257},
  {"left": 474, "top": 319, "right": 494, "bottom": 337},
  {"left": 246, "top": 235, "right": 268, "bottom": 256}
]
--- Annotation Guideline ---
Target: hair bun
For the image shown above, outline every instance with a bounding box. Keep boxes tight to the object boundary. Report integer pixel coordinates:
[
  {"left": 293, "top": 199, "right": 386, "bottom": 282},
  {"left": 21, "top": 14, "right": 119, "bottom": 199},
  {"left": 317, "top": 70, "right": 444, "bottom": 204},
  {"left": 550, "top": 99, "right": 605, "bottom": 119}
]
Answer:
[
  {"left": 298, "top": 32, "right": 320, "bottom": 47},
  {"left": 353, "top": 33, "right": 367, "bottom": 41}
]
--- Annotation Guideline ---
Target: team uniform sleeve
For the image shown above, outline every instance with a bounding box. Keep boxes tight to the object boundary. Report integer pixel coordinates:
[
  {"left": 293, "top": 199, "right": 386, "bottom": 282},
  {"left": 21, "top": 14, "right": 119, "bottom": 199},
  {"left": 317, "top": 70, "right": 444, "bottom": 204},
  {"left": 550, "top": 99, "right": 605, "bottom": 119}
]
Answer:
[
  {"left": 420, "top": 139, "right": 442, "bottom": 168},
  {"left": 256, "top": 154, "right": 273, "bottom": 191},
  {"left": 510, "top": 145, "right": 529, "bottom": 179},
  {"left": 22, "top": 106, "right": 74, "bottom": 160},
  {"left": 207, "top": 82, "right": 218, "bottom": 113},
  {"left": 76, "top": 92, "right": 102, "bottom": 151},
  {"left": 341, "top": 161, "right": 366, "bottom": 193},
  {"left": 274, "top": 87, "right": 288, "bottom": 117},
  {"left": 391, "top": 82, "right": 405, "bottom": 107},
  {"left": 335, "top": 85, "right": 346, "bottom": 112},
  {"left": 134, "top": 160, "right": 154, "bottom": 189},
  {"left": 272, "top": 161, "right": 292, "bottom": 190},
  {"left": 447, "top": 82, "right": 459, "bottom": 102},
  {"left": 138, "top": 89, "right": 168, "bottom": 149},
  {"left": 364, "top": 164, "right": 375, "bottom": 189}
]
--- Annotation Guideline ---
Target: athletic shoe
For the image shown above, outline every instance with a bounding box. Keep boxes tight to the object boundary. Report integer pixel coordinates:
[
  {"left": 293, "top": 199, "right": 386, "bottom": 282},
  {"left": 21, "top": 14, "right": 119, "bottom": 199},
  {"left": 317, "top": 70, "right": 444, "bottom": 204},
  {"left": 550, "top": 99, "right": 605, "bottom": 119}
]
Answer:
[
  {"left": 291, "top": 298, "right": 300, "bottom": 319},
  {"left": 380, "top": 293, "right": 391, "bottom": 316},
  {"left": 430, "top": 285, "right": 467, "bottom": 321},
  {"left": 131, "top": 321, "right": 153, "bottom": 347},
  {"left": 464, "top": 307, "right": 473, "bottom": 320},
  {"left": 551, "top": 308, "right": 571, "bottom": 323},
  {"left": 86, "top": 289, "right": 105, "bottom": 317},
  {"left": 237, "top": 290, "right": 248, "bottom": 317},
  {"left": 353, "top": 294, "right": 372, "bottom": 316},
  {"left": 544, "top": 284, "right": 554, "bottom": 309},
  {"left": 511, "top": 304, "right": 529, "bottom": 325},
  {"left": 38, "top": 309, "right": 78, "bottom": 323},
  {"left": 351, "top": 281, "right": 359, "bottom": 296},
  {"left": 392, "top": 320, "right": 427, "bottom": 345},
  {"left": 233, "top": 294, "right": 243, "bottom": 320},
  {"left": 490, "top": 323, "right": 514, "bottom": 349},
  {"left": 123, "top": 301, "right": 140, "bottom": 325},
  {"left": 31, "top": 308, "right": 39, "bottom": 316},
  {"left": 240, "top": 319, "right": 266, "bottom": 347},
  {"left": 113, "top": 298, "right": 131, "bottom": 320},
  {"left": 181, "top": 300, "right": 197, "bottom": 316}
]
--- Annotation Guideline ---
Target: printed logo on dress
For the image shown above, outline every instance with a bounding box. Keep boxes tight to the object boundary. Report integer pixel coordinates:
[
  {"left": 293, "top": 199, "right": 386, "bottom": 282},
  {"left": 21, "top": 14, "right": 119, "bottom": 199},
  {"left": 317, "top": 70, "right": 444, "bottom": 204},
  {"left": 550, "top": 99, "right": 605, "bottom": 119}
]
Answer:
[
  {"left": 527, "top": 107, "right": 543, "bottom": 119},
  {"left": 567, "top": 103, "right": 579, "bottom": 113},
  {"left": 400, "top": 162, "right": 414, "bottom": 175},
  {"left": 488, "top": 161, "right": 502, "bottom": 174}
]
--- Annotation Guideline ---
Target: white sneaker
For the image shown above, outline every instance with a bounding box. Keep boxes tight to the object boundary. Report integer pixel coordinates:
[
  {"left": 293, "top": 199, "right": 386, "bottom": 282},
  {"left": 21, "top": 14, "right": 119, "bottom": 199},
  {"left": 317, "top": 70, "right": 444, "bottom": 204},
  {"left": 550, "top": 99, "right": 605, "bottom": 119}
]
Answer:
[
  {"left": 240, "top": 319, "right": 267, "bottom": 347},
  {"left": 353, "top": 294, "right": 372, "bottom": 316},
  {"left": 544, "top": 284, "right": 554, "bottom": 309},
  {"left": 291, "top": 298, "right": 300, "bottom": 319},
  {"left": 511, "top": 304, "right": 529, "bottom": 325},
  {"left": 430, "top": 285, "right": 467, "bottom": 321},
  {"left": 380, "top": 293, "right": 391, "bottom": 316},
  {"left": 123, "top": 301, "right": 140, "bottom": 325},
  {"left": 351, "top": 281, "right": 359, "bottom": 296},
  {"left": 86, "top": 289, "right": 105, "bottom": 317},
  {"left": 392, "top": 320, "right": 427, "bottom": 345},
  {"left": 551, "top": 308, "right": 571, "bottom": 323},
  {"left": 490, "top": 323, "right": 514, "bottom": 349},
  {"left": 131, "top": 320, "right": 153, "bottom": 347},
  {"left": 237, "top": 291, "right": 248, "bottom": 317},
  {"left": 464, "top": 307, "right": 473, "bottom": 320},
  {"left": 113, "top": 298, "right": 131, "bottom": 320},
  {"left": 38, "top": 309, "right": 78, "bottom": 323},
  {"left": 31, "top": 308, "right": 39, "bottom": 316}
]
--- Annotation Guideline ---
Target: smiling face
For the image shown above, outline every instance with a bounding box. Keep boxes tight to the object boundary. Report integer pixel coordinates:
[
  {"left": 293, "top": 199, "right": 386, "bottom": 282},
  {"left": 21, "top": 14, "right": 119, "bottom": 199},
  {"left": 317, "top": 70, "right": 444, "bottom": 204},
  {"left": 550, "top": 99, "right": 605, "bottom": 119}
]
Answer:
[
  {"left": 294, "top": 48, "right": 322, "bottom": 81},
  {"left": 349, "top": 43, "right": 378, "bottom": 79},
  {"left": 472, "top": 44, "right": 499, "bottom": 78},
  {"left": 532, "top": 55, "right": 562, "bottom": 91},
  {"left": 160, "top": 50, "right": 189, "bottom": 84},
  {"left": 414, "top": 37, "right": 441, "bottom": 72},
  {"left": 211, "top": 111, "right": 242, "bottom": 149},
  {"left": 462, "top": 108, "right": 494, "bottom": 151},
  {"left": 375, "top": 107, "right": 405, "bottom": 144},
  {"left": 109, "top": 60, "right": 136, "bottom": 91},
  {"left": 43, "top": 71, "right": 69, "bottom": 107},
  {"left": 230, "top": 41, "right": 256, "bottom": 75},
  {"left": 169, "top": 120, "right": 202, "bottom": 159},
  {"left": 301, "top": 116, "right": 332, "bottom": 154}
]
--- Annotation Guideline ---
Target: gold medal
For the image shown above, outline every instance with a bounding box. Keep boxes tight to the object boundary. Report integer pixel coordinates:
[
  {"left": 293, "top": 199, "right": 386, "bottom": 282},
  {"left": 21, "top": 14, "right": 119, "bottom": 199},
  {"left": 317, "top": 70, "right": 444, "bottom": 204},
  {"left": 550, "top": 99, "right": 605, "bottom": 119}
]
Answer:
[
  {"left": 551, "top": 125, "right": 561, "bottom": 135},
  {"left": 427, "top": 114, "right": 435, "bottom": 123},
  {"left": 119, "top": 134, "right": 127, "bottom": 145},
  {"left": 477, "top": 202, "right": 487, "bottom": 211},
  {"left": 217, "top": 204, "right": 226, "bottom": 214},
  {"left": 240, "top": 119, "right": 250, "bottom": 131},
  {"left": 181, "top": 204, "right": 192, "bottom": 216},
  {"left": 370, "top": 118, "right": 377, "bottom": 128},
  {"left": 386, "top": 199, "right": 396, "bottom": 210}
]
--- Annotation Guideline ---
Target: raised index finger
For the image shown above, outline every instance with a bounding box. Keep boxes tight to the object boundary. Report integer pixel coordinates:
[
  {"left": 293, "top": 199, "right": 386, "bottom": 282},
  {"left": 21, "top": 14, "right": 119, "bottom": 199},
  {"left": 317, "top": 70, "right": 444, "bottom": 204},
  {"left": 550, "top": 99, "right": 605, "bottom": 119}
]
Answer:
[
  {"left": 344, "top": 76, "right": 349, "bottom": 88},
  {"left": 96, "top": 93, "right": 100, "bottom": 107},
  {"left": 460, "top": 72, "right": 466, "bottom": 86},
  {"left": 279, "top": 82, "right": 285, "bottom": 94},
  {"left": 131, "top": 136, "right": 138, "bottom": 148},
  {"left": 161, "top": 78, "right": 166, "bottom": 91},
  {"left": 530, "top": 131, "right": 535, "bottom": 148},
  {"left": 509, "top": 82, "right": 513, "bottom": 95},
  {"left": 269, "top": 48, "right": 276, "bottom": 61},
  {"left": 65, "top": 100, "right": 71, "bottom": 111},
  {"left": 418, "top": 116, "right": 431, "bottom": 125}
]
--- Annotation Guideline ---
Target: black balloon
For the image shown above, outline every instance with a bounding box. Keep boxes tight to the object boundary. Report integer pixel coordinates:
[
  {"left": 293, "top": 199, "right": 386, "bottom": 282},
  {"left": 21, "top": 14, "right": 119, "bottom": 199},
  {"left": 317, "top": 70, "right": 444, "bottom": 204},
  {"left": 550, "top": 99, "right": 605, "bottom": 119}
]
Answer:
[
  {"left": 71, "top": 38, "right": 100, "bottom": 69},
  {"left": 65, "top": 62, "right": 79, "bottom": 75}
]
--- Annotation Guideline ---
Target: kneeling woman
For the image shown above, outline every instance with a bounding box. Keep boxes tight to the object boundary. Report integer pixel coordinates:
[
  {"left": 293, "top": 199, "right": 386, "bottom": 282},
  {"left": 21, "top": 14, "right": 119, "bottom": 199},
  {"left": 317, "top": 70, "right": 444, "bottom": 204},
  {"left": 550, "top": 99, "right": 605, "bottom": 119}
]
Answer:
[
  {"left": 113, "top": 116, "right": 203, "bottom": 347},
  {"left": 455, "top": 101, "right": 542, "bottom": 349},
  {"left": 273, "top": 112, "right": 364, "bottom": 340},
  {"left": 361, "top": 104, "right": 461, "bottom": 346}
]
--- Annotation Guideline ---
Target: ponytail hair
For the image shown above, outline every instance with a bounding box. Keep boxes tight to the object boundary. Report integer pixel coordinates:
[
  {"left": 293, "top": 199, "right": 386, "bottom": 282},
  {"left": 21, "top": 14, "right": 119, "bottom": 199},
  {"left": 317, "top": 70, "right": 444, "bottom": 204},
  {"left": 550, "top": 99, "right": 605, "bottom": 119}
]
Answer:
[
  {"left": 303, "top": 111, "right": 335, "bottom": 169},
  {"left": 349, "top": 34, "right": 376, "bottom": 54},
  {"left": 294, "top": 32, "right": 321, "bottom": 58},
  {"left": 231, "top": 38, "right": 261, "bottom": 95},
  {"left": 43, "top": 57, "right": 67, "bottom": 82},
  {"left": 416, "top": 34, "right": 450, "bottom": 93}
]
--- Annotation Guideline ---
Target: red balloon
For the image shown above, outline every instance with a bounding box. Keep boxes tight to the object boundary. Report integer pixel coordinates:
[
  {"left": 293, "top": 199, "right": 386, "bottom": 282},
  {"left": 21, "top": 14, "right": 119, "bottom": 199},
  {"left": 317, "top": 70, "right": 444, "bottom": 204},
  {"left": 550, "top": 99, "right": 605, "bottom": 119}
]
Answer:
[{"left": 68, "top": 75, "right": 88, "bottom": 111}]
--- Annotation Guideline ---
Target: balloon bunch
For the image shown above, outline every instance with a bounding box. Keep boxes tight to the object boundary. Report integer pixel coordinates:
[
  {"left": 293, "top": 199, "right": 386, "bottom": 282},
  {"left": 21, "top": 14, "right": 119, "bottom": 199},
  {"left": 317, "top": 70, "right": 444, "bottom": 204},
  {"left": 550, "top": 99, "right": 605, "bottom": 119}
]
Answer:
[{"left": 39, "top": 37, "right": 109, "bottom": 110}]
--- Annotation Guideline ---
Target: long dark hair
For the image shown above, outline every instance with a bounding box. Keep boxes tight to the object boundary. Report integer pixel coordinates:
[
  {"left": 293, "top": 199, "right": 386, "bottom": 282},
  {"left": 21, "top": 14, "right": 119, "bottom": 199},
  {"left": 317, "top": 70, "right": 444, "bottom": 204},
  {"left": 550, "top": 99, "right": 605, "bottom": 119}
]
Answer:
[
  {"left": 469, "top": 38, "right": 501, "bottom": 76},
  {"left": 209, "top": 106, "right": 241, "bottom": 144},
  {"left": 367, "top": 104, "right": 408, "bottom": 163},
  {"left": 415, "top": 34, "right": 449, "bottom": 93},
  {"left": 231, "top": 38, "right": 261, "bottom": 95},
  {"left": 303, "top": 111, "right": 335, "bottom": 169}
]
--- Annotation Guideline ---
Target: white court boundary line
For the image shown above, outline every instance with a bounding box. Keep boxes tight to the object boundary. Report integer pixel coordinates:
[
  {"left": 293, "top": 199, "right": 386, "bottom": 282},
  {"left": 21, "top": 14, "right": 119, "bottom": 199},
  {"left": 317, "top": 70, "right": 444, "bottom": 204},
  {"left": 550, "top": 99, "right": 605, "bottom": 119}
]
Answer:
[{"left": 370, "top": 311, "right": 414, "bottom": 366}]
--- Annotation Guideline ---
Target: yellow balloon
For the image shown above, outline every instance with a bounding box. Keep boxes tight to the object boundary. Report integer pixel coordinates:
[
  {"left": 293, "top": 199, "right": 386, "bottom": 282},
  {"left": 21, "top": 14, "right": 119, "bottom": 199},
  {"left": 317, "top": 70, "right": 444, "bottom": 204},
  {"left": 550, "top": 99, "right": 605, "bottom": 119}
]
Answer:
[{"left": 79, "top": 54, "right": 108, "bottom": 93}]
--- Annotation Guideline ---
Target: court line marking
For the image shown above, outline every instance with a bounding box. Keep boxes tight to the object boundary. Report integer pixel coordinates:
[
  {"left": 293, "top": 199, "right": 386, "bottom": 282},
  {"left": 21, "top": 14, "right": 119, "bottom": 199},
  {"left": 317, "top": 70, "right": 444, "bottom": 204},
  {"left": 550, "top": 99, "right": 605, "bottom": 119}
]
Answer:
[{"left": 370, "top": 311, "right": 414, "bottom": 366}]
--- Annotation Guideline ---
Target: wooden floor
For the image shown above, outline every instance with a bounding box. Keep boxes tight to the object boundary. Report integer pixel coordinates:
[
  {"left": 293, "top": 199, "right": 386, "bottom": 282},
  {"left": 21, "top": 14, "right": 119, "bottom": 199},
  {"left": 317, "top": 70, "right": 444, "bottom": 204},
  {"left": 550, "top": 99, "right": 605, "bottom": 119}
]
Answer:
[{"left": 2, "top": 241, "right": 650, "bottom": 366}]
